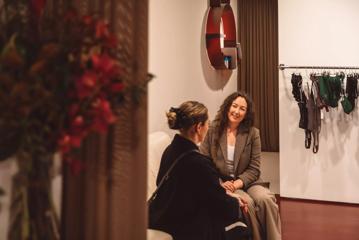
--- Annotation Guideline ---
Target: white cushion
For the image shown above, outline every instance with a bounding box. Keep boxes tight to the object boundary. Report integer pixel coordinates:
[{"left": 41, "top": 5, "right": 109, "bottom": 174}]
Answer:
[
  {"left": 147, "top": 229, "right": 173, "bottom": 240},
  {"left": 147, "top": 131, "right": 171, "bottom": 200}
]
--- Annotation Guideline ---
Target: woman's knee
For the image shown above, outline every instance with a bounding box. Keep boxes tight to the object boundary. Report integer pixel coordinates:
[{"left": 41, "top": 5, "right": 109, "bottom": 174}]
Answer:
[
  {"left": 255, "top": 193, "right": 277, "bottom": 209},
  {"left": 247, "top": 186, "right": 276, "bottom": 206}
]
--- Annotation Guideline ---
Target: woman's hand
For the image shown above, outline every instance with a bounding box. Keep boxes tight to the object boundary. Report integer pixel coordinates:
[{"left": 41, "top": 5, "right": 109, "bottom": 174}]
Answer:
[
  {"left": 221, "top": 180, "right": 236, "bottom": 192},
  {"left": 238, "top": 197, "right": 248, "bottom": 213},
  {"left": 221, "top": 179, "right": 243, "bottom": 192},
  {"left": 225, "top": 191, "right": 248, "bottom": 213},
  {"left": 233, "top": 179, "right": 244, "bottom": 190}
]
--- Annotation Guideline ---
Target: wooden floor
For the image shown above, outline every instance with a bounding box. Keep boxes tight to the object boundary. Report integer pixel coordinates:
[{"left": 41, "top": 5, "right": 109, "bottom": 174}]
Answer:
[{"left": 279, "top": 197, "right": 359, "bottom": 240}]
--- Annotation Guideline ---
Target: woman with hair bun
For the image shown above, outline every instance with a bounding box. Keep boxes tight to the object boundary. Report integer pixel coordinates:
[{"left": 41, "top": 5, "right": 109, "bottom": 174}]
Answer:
[
  {"left": 200, "top": 92, "right": 281, "bottom": 240},
  {"left": 149, "top": 101, "right": 247, "bottom": 240}
]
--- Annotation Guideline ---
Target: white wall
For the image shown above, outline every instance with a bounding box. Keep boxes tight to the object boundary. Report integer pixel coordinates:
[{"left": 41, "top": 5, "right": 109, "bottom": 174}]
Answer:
[
  {"left": 279, "top": 0, "right": 359, "bottom": 203},
  {"left": 149, "top": 0, "right": 238, "bottom": 136},
  {"left": 261, "top": 152, "right": 279, "bottom": 194}
]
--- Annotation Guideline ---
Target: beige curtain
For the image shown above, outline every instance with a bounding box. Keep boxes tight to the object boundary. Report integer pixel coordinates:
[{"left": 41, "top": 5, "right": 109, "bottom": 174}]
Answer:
[
  {"left": 61, "top": 0, "right": 149, "bottom": 239},
  {"left": 237, "top": 0, "right": 279, "bottom": 152}
]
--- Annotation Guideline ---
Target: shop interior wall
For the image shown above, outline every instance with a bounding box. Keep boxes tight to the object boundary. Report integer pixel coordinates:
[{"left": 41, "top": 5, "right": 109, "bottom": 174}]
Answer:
[
  {"left": 279, "top": 0, "right": 359, "bottom": 203},
  {"left": 148, "top": 0, "right": 238, "bottom": 136}
]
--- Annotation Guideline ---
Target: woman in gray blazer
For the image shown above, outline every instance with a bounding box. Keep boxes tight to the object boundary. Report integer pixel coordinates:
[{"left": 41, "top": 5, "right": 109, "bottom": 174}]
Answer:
[{"left": 200, "top": 92, "right": 281, "bottom": 240}]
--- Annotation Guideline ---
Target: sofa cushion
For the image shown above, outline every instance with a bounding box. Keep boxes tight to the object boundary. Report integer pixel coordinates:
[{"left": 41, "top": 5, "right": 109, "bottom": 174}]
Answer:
[
  {"left": 147, "top": 131, "right": 171, "bottom": 200},
  {"left": 147, "top": 229, "right": 172, "bottom": 240}
]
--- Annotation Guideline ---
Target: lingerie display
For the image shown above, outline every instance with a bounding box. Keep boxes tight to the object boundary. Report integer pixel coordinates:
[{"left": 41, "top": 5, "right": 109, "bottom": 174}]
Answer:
[{"left": 290, "top": 72, "right": 358, "bottom": 153}]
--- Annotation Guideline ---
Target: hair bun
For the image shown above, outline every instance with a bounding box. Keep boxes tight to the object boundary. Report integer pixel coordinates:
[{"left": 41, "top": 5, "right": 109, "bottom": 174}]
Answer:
[
  {"left": 166, "top": 101, "right": 208, "bottom": 130},
  {"left": 168, "top": 107, "right": 185, "bottom": 129},
  {"left": 169, "top": 107, "right": 180, "bottom": 114}
]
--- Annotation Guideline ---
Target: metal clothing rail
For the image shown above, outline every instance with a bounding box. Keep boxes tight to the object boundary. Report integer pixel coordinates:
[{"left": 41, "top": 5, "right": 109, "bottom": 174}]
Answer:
[{"left": 278, "top": 63, "right": 359, "bottom": 71}]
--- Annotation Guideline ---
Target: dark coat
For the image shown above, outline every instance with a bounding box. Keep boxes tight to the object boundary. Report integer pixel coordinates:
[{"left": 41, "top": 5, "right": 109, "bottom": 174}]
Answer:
[{"left": 149, "top": 134, "right": 240, "bottom": 240}]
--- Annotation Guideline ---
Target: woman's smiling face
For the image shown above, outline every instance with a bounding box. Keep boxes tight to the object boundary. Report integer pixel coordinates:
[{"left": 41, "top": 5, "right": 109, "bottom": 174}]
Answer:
[{"left": 227, "top": 96, "right": 247, "bottom": 126}]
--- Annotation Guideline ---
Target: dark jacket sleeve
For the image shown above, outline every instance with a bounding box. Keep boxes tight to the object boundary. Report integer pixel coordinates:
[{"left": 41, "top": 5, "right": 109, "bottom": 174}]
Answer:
[
  {"left": 156, "top": 146, "right": 171, "bottom": 186},
  {"left": 193, "top": 154, "right": 240, "bottom": 222}
]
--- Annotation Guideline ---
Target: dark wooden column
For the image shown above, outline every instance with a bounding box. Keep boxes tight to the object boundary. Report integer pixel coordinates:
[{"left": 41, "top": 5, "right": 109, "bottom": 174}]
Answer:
[{"left": 61, "top": 0, "right": 149, "bottom": 239}]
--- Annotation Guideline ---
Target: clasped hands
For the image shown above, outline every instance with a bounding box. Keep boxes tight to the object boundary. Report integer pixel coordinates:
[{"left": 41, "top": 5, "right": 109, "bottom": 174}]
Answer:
[{"left": 222, "top": 180, "right": 248, "bottom": 213}]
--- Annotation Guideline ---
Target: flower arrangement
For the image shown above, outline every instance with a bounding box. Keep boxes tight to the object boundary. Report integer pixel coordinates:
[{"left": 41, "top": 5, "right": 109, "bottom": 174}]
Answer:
[
  {"left": 0, "top": 1, "right": 137, "bottom": 238},
  {"left": 0, "top": 1, "right": 124, "bottom": 168}
]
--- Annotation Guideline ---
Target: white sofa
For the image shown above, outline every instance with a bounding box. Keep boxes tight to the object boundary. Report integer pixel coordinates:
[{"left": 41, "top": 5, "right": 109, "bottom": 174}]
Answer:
[
  {"left": 147, "top": 131, "right": 172, "bottom": 200},
  {"left": 147, "top": 131, "right": 173, "bottom": 240}
]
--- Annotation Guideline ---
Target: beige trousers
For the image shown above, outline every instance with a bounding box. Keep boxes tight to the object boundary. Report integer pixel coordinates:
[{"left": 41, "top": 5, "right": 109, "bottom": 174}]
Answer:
[{"left": 235, "top": 185, "right": 281, "bottom": 240}]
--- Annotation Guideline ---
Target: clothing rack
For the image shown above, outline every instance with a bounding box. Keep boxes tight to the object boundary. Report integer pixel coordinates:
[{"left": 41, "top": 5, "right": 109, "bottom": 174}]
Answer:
[{"left": 279, "top": 63, "right": 359, "bottom": 71}]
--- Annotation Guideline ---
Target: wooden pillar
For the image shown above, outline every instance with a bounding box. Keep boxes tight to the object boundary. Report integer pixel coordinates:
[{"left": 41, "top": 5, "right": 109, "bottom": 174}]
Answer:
[
  {"left": 109, "top": 0, "right": 149, "bottom": 239},
  {"left": 61, "top": 0, "right": 148, "bottom": 239}
]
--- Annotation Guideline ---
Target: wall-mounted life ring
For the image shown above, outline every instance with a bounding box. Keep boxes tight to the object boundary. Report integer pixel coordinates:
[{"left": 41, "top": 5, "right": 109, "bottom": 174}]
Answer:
[{"left": 205, "top": 0, "right": 241, "bottom": 70}]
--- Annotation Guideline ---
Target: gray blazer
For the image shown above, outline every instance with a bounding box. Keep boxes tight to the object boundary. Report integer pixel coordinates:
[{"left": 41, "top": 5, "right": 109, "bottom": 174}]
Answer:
[{"left": 200, "top": 124, "right": 263, "bottom": 189}]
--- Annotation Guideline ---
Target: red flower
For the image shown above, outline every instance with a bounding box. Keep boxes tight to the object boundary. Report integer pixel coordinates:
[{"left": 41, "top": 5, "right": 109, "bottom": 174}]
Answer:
[
  {"left": 30, "top": 0, "right": 47, "bottom": 18},
  {"left": 97, "top": 99, "right": 115, "bottom": 122},
  {"left": 73, "top": 115, "right": 84, "bottom": 127},
  {"left": 76, "top": 71, "right": 98, "bottom": 99},
  {"left": 82, "top": 70, "right": 98, "bottom": 88},
  {"left": 82, "top": 15, "right": 93, "bottom": 26},
  {"left": 90, "top": 98, "right": 116, "bottom": 132},
  {"left": 58, "top": 122, "right": 88, "bottom": 153},
  {"left": 69, "top": 134, "right": 83, "bottom": 148},
  {"left": 91, "top": 54, "right": 120, "bottom": 80},
  {"left": 69, "top": 104, "right": 80, "bottom": 117},
  {"left": 67, "top": 115, "right": 91, "bottom": 148},
  {"left": 63, "top": 155, "right": 85, "bottom": 175},
  {"left": 95, "top": 20, "right": 110, "bottom": 39},
  {"left": 58, "top": 134, "right": 71, "bottom": 154},
  {"left": 111, "top": 82, "right": 124, "bottom": 93}
]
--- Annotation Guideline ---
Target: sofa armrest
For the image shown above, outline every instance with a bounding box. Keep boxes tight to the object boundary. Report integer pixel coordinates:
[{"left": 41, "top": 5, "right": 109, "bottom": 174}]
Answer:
[
  {"left": 147, "top": 131, "right": 171, "bottom": 199},
  {"left": 147, "top": 229, "right": 172, "bottom": 240}
]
